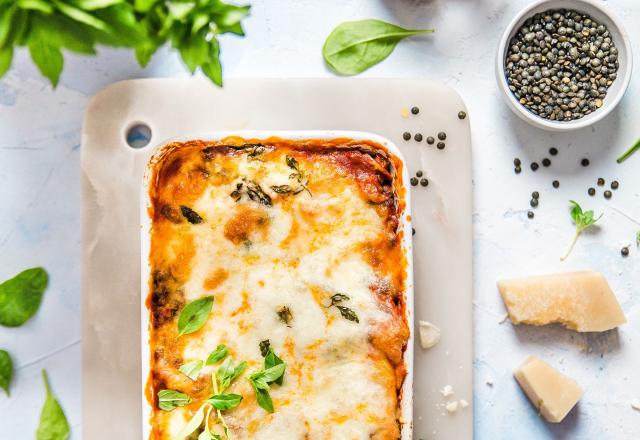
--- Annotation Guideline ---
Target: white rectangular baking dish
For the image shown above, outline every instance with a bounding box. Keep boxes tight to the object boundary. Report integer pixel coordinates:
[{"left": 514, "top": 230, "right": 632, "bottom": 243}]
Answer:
[{"left": 141, "top": 130, "right": 414, "bottom": 439}]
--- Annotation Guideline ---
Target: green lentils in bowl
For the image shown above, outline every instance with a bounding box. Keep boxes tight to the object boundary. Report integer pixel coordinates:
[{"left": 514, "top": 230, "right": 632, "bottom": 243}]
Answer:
[{"left": 505, "top": 9, "right": 619, "bottom": 122}]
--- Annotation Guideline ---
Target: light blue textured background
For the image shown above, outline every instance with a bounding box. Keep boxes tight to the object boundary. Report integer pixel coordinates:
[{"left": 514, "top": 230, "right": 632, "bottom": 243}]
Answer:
[{"left": 0, "top": 0, "right": 638, "bottom": 438}]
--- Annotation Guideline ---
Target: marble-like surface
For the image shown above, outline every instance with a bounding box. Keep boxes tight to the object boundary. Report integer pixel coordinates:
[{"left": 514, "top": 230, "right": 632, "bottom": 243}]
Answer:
[{"left": 0, "top": 0, "right": 638, "bottom": 438}]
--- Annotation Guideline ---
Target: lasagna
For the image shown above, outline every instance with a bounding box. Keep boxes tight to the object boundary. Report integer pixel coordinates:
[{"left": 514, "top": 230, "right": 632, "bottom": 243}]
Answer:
[{"left": 145, "top": 137, "right": 409, "bottom": 439}]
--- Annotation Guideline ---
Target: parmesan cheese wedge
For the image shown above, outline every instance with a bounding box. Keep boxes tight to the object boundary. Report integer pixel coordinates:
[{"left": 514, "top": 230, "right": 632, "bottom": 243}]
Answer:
[
  {"left": 497, "top": 271, "right": 626, "bottom": 332},
  {"left": 514, "top": 356, "right": 582, "bottom": 423}
]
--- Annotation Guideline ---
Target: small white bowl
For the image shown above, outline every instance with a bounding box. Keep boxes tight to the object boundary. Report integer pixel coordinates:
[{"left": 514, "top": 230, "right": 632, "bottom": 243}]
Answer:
[{"left": 496, "top": 0, "right": 632, "bottom": 131}]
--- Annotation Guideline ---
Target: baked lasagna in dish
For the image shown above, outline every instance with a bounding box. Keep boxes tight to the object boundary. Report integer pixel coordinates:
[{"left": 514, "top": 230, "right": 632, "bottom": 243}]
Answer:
[{"left": 145, "top": 136, "right": 410, "bottom": 439}]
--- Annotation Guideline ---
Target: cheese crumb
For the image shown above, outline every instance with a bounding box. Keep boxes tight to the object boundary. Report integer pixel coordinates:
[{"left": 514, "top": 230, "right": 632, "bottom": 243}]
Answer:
[
  {"left": 445, "top": 401, "right": 459, "bottom": 413},
  {"left": 631, "top": 399, "right": 640, "bottom": 411},
  {"left": 459, "top": 399, "right": 469, "bottom": 408},
  {"left": 418, "top": 320, "right": 441, "bottom": 349},
  {"left": 440, "top": 385, "right": 454, "bottom": 397},
  {"left": 400, "top": 108, "right": 410, "bottom": 118}
]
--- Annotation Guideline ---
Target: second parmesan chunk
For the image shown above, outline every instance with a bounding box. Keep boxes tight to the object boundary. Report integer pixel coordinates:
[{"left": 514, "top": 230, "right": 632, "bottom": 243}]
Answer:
[
  {"left": 497, "top": 271, "right": 626, "bottom": 332},
  {"left": 514, "top": 356, "right": 582, "bottom": 423}
]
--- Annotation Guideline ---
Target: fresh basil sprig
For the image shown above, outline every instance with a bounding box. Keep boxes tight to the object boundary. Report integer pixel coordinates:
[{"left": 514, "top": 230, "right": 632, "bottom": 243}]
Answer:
[
  {"left": 0, "top": 267, "right": 48, "bottom": 327},
  {"left": 561, "top": 200, "right": 603, "bottom": 261},
  {"left": 36, "top": 370, "right": 70, "bottom": 440},
  {"left": 158, "top": 389, "right": 191, "bottom": 411},
  {"left": 206, "top": 344, "right": 229, "bottom": 365},
  {"left": 248, "top": 362, "right": 286, "bottom": 413},
  {"left": 264, "top": 349, "right": 284, "bottom": 386},
  {"left": 216, "top": 357, "right": 247, "bottom": 392},
  {"left": 0, "top": 349, "right": 12, "bottom": 396},
  {"left": 179, "top": 359, "right": 204, "bottom": 381},
  {"left": 177, "top": 296, "right": 214, "bottom": 337},
  {"left": 0, "top": 0, "right": 250, "bottom": 87},
  {"left": 322, "top": 19, "right": 434, "bottom": 75}
]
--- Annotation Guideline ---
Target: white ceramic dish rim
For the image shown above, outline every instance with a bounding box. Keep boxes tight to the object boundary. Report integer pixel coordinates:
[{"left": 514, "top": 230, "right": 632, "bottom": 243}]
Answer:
[
  {"left": 495, "top": 0, "right": 633, "bottom": 131},
  {"left": 140, "top": 130, "right": 415, "bottom": 439}
]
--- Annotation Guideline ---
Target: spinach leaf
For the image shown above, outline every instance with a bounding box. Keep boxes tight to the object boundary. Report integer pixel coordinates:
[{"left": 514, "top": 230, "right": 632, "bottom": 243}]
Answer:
[
  {"left": 157, "top": 389, "right": 191, "bottom": 411},
  {"left": 0, "top": 349, "right": 12, "bottom": 396},
  {"left": 206, "top": 344, "right": 229, "bottom": 365},
  {"left": 0, "top": 267, "right": 48, "bottom": 327},
  {"left": 208, "top": 393, "right": 243, "bottom": 411},
  {"left": 177, "top": 296, "right": 214, "bottom": 337},
  {"left": 323, "top": 19, "right": 434, "bottom": 75},
  {"left": 179, "top": 360, "right": 203, "bottom": 381},
  {"left": 36, "top": 370, "right": 70, "bottom": 440}
]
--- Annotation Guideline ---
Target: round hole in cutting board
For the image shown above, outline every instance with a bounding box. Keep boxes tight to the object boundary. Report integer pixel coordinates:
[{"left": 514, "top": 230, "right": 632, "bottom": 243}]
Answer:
[{"left": 125, "top": 123, "right": 152, "bottom": 149}]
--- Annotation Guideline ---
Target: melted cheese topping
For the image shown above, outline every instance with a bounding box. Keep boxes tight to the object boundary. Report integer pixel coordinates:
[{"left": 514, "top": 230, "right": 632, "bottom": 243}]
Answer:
[{"left": 146, "top": 137, "right": 408, "bottom": 440}]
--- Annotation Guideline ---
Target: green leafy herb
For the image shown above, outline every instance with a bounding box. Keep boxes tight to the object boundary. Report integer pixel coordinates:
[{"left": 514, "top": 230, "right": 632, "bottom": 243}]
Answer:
[
  {"left": 322, "top": 19, "right": 434, "bottom": 75},
  {"left": 206, "top": 344, "right": 229, "bottom": 365},
  {"left": 336, "top": 305, "right": 360, "bottom": 323},
  {"left": 180, "top": 205, "right": 204, "bottom": 224},
  {"left": 36, "top": 370, "right": 70, "bottom": 440},
  {"left": 617, "top": 139, "right": 640, "bottom": 163},
  {"left": 0, "top": 349, "right": 12, "bottom": 396},
  {"left": 259, "top": 339, "right": 270, "bottom": 357},
  {"left": 179, "top": 359, "right": 204, "bottom": 381},
  {"left": 248, "top": 363, "right": 286, "bottom": 413},
  {"left": 270, "top": 184, "right": 302, "bottom": 195},
  {"left": 0, "top": 0, "right": 250, "bottom": 87},
  {"left": 216, "top": 357, "right": 247, "bottom": 392},
  {"left": 158, "top": 389, "right": 191, "bottom": 411},
  {"left": 177, "top": 296, "right": 214, "bottom": 337},
  {"left": 245, "top": 180, "right": 272, "bottom": 206},
  {"left": 284, "top": 155, "right": 311, "bottom": 196},
  {"left": 328, "top": 293, "right": 350, "bottom": 306},
  {"left": 176, "top": 403, "right": 206, "bottom": 438},
  {"left": 208, "top": 393, "right": 243, "bottom": 411},
  {"left": 230, "top": 182, "right": 243, "bottom": 202},
  {"left": 0, "top": 267, "right": 48, "bottom": 327},
  {"left": 264, "top": 349, "right": 284, "bottom": 386},
  {"left": 561, "top": 201, "right": 603, "bottom": 261},
  {"left": 276, "top": 305, "right": 293, "bottom": 327}
]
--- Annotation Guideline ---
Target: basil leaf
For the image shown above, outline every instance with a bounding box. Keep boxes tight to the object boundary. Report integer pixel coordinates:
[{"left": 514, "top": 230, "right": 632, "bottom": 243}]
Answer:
[
  {"left": 17, "top": 0, "right": 53, "bottom": 13},
  {"left": 206, "top": 344, "right": 229, "bottom": 365},
  {"left": 0, "top": 349, "right": 13, "bottom": 396},
  {"left": 250, "top": 380, "right": 274, "bottom": 413},
  {"left": 36, "top": 370, "right": 70, "bottom": 440},
  {"left": 72, "top": 0, "right": 124, "bottom": 10},
  {"left": 258, "top": 363, "right": 286, "bottom": 384},
  {"left": 216, "top": 357, "right": 245, "bottom": 391},
  {"left": 0, "top": 267, "right": 48, "bottom": 327},
  {"left": 158, "top": 389, "right": 191, "bottom": 411},
  {"left": 176, "top": 403, "right": 205, "bottom": 438},
  {"left": 336, "top": 305, "right": 359, "bottom": 323},
  {"left": 201, "top": 39, "right": 223, "bottom": 87},
  {"left": 177, "top": 296, "right": 214, "bottom": 337},
  {"left": 264, "top": 349, "right": 284, "bottom": 386},
  {"left": 208, "top": 393, "right": 243, "bottom": 411},
  {"left": 229, "top": 361, "right": 247, "bottom": 383},
  {"left": 27, "top": 26, "right": 64, "bottom": 88},
  {"left": 179, "top": 30, "right": 209, "bottom": 74},
  {"left": 0, "top": 46, "right": 12, "bottom": 78},
  {"left": 52, "top": 0, "right": 111, "bottom": 32},
  {"left": 322, "top": 19, "right": 434, "bottom": 75},
  {"left": 179, "top": 360, "right": 203, "bottom": 381}
]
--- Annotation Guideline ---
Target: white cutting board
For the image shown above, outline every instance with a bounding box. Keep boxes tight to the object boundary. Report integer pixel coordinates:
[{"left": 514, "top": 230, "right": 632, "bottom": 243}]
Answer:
[{"left": 81, "top": 78, "right": 472, "bottom": 439}]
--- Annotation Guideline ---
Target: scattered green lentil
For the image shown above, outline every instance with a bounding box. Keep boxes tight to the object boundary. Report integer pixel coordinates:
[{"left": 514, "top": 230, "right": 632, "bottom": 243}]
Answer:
[
  {"left": 411, "top": 106, "right": 420, "bottom": 115},
  {"left": 530, "top": 198, "right": 539, "bottom": 208},
  {"left": 611, "top": 180, "right": 619, "bottom": 190},
  {"left": 403, "top": 132, "right": 411, "bottom": 141},
  {"left": 532, "top": 191, "right": 540, "bottom": 199},
  {"left": 531, "top": 162, "right": 539, "bottom": 171},
  {"left": 527, "top": 211, "right": 535, "bottom": 219},
  {"left": 553, "top": 180, "right": 560, "bottom": 188},
  {"left": 416, "top": 170, "right": 423, "bottom": 178},
  {"left": 437, "top": 142, "right": 446, "bottom": 150},
  {"left": 597, "top": 177, "right": 605, "bottom": 186},
  {"left": 549, "top": 147, "right": 558, "bottom": 156},
  {"left": 414, "top": 133, "right": 423, "bottom": 142},
  {"left": 437, "top": 132, "right": 446, "bottom": 141},
  {"left": 458, "top": 111, "right": 467, "bottom": 119},
  {"left": 588, "top": 187, "right": 596, "bottom": 196},
  {"left": 581, "top": 158, "right": 590, "bottom": 167},
  {"left": 604, "top": 190, "right": 612, "bottom": 199},
  {"left": 514, "top": 158, "right": 522, "bottom": 166},
  {"left": 621, "top": 246, "right": 629, "bottom": 257},
  {"left": 542, "top": 158, "right": 551, "bottom": 167},
  {"left": 420, "top": 178, "right": 429, "bottom": 187},
  {"left": 426, "top": 136, "right": 435, "bottom": 145},
  {"left": 515, "top": 166, "right": 522, "bottom": 174},
  {"left": 410, "top": 177, "right": 419, "bottom": 186}
]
